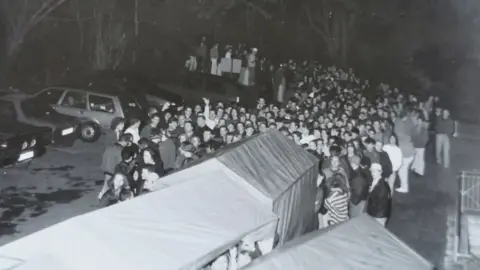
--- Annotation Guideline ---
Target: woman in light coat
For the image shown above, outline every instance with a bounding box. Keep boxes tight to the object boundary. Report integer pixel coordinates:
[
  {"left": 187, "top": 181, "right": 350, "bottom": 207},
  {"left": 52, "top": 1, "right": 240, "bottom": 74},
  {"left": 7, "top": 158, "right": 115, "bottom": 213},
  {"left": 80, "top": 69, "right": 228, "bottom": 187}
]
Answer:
[{"left": 382, "top": 134, "right": 403, "bottom": 194}]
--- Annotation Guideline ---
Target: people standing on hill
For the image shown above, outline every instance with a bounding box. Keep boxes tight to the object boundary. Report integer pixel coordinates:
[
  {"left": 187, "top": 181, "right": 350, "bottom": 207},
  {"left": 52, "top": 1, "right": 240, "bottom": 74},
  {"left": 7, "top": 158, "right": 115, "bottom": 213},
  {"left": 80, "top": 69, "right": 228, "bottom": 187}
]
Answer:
[{"left": 210, "top": 43, "right": 219, "bottom": 76}]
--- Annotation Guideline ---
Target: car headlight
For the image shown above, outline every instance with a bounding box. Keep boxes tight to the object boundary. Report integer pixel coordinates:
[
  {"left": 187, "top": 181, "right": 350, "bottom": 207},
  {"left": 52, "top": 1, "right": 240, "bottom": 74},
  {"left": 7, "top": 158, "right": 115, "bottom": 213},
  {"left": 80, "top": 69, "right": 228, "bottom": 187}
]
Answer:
[
  {"left": 30, "top": 138, "right": 36, "bottom": 147},
  {"left": 0, "top": 141, "right": 7, "bottom": 148}
]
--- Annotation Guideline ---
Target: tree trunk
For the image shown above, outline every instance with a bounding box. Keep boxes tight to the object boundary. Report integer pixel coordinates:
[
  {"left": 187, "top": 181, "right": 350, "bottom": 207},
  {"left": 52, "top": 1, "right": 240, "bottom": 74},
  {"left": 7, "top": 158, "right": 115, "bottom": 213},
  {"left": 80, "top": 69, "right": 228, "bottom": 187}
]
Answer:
[
  {"left": 132, "top": 0, "right": 139, "bottom": 64},
  {"left": 0, "top": 13, "right": 7, "bottom": 87},
  {"left": 339, "top": 11, "right": 348, "bottom": 65}
]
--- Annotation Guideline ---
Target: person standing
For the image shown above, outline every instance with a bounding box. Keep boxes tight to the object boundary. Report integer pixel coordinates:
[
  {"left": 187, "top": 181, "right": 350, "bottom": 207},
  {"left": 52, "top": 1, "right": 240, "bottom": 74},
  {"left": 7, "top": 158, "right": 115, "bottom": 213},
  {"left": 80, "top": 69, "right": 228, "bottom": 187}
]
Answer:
[
  {"left": 274, "top": 64, "right": 286, "bottom": 103},
  {"left": 382, "top": 134, "right": 403, "bottom": 195},
  {"left": 196, "top": 36, "right": 207, "bottom": 73},
  {"left": 435, "top": 109, "right": 455, "bottom": 168},
  {"left": 248, "top": 48, "right": 258, "bottom": 85},
  {"left": 366, "top": 163, "right": 392, "bottom": 226},
  {"left": 99, "top": 134, "right": 132, "bottom": 199},
  {"left": 375, "top": 140, "right": 393, "bottom": 180},
  {"left": 124, "top": 118, "right": 142, "bottom": 145},
  {"left": 210, "top": 43, "right": 219, "bottom": 76},
  {"left": 411, "top": 114, "right": 429, "bottom": 175},
  {"left": 238, "top": 48, "right": 249, "bottom": 85},
  {"left": 319, "top": 174, "right": 350, "bottom": 227},
  {"left": 394, "top": 110, "right": 415, "bottom": 193},
  {"left": 349, "top": 156, "right": 368, "bottom": 218}
]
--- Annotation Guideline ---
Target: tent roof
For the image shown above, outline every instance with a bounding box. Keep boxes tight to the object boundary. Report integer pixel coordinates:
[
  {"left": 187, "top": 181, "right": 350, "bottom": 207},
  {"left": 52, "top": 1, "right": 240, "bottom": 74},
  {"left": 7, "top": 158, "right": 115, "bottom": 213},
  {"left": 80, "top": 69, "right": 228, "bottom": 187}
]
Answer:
[
  {"left": 0, "top": 170, "right": 278, "bottom": 270},
  {"left": 180, "top": 130, "right": 318, "bottom": 199},
  {"left": 2, "top": 255, "right": 72, "bottom": 270},
  {"left": 243, "top": 215, "right": 433, "bottom": 270}
]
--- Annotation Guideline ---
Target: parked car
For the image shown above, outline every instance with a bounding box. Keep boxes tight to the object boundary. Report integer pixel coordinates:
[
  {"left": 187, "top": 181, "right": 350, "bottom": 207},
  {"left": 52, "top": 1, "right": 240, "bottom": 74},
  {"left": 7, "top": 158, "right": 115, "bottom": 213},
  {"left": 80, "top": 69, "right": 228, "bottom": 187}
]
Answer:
[
  {"left": 0, "top": 101, "right": 50, "bottom": 167},
  {"left": 63, "top": 71, "right": 257, "bottom": 107},
  {"left": 61, "top": 71, "right": 183, "bottom": 109},
  {"left": 158, "top": 72, "right": 260, "bottom": 107},
  {"left": 0, "top": 95, "right": 80, "bottom": 147},
  {"left": 27, "top": 86, "right": 148, "bottom": 142}
]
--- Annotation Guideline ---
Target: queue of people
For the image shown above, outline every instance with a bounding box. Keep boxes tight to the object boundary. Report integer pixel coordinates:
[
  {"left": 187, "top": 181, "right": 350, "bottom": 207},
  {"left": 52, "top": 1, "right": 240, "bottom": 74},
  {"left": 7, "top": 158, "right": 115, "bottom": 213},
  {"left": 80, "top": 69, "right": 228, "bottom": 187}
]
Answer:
[{"left": 99, "top": 61, "right": 455, "bottom": 233}]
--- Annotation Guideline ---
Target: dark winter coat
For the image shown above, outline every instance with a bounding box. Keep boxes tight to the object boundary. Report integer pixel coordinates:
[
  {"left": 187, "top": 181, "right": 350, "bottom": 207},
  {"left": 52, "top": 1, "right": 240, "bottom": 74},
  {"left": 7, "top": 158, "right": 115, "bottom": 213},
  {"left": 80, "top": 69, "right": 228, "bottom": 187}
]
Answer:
[
  {"left": 101, "top": 143, "right": 123, "bottom": 174},
  {"left": 366, "top": 180, "right": 392, "bottom": 219}
]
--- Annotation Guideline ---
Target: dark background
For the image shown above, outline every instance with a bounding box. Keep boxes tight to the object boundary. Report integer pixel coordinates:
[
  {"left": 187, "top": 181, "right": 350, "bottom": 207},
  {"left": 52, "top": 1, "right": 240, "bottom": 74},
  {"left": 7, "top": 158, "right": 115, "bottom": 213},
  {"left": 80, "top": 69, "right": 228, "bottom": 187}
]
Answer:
[{"left": 1, "top": 0, "right": 479, "bottom": 121}]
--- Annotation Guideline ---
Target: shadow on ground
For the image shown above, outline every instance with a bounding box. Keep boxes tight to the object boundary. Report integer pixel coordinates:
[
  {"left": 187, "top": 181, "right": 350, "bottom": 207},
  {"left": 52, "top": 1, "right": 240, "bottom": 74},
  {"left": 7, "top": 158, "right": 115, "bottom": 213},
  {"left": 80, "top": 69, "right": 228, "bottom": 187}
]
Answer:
[
  {"left": 0, "top": 165, "right": 103, "bottom": 238},
  {"left": 0, "top": 187, "right": 85, "bottom": 237}
]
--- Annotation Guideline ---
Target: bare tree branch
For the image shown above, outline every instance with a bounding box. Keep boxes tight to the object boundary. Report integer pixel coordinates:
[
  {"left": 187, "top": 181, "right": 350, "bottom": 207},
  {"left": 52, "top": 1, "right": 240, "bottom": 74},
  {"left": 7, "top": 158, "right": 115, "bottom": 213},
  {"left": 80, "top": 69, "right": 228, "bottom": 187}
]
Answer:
[
  {"left": 304, "top": 4, "right": 329, "bottom": 41},
  {"left": 5, "top": 0, "right": 68, "bottom": 57}
]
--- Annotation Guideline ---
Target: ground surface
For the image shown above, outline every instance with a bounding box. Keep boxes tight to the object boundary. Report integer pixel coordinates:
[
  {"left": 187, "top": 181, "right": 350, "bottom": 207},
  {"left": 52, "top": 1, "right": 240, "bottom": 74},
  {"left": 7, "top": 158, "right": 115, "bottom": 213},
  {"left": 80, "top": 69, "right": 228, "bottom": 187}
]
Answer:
[
  {"left": 0, "top": 132, "right": 479, "bottom": 269},
  {"left": 0, "top": 139, "right": 104, "bottom": 246},
  {"left": 387, "top": 134, "right": 480, "bottom": 269}
]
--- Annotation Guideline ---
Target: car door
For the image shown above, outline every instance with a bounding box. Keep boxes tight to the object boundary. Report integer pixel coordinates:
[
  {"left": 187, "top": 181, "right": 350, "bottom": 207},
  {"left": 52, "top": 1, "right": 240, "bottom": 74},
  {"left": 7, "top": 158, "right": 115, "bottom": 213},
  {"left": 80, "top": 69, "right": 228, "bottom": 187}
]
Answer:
[
  {"left": 55, "top": 90, "right": 89, "bottom": 120},
  {"left": 85, "top": 93, "right": 118, "bottom": 128}
]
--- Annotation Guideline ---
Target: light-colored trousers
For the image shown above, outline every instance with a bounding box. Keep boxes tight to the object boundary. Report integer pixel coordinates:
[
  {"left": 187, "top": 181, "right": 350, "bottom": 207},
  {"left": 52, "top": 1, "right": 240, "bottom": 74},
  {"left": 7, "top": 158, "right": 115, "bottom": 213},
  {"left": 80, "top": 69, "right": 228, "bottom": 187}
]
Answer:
[
  {"left": 185, "top": 56, "right": 197, "bottom": 71},
  {"left": 210, "top": 58, "right": 219, "bottom": 75},
  {"left": 412, "top": 148, "right": 426, "bottom": 175},
  {"left": 277, "top": 79, "right": 285, "bottom": 103},
  {"left": 398, "top": 156, "right": 414, "bottom": 192},
  {"left": 387, "top": 171, "right": 398, "bottom": 195},
  {"left": 436, "top": 134, "right": 451, "bottom": 168}
]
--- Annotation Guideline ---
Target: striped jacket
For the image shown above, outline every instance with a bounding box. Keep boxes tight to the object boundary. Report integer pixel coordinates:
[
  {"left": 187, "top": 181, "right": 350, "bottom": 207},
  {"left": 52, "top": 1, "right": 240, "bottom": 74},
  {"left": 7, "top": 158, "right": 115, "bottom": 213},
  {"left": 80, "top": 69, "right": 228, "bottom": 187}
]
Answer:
[{"left": 324, "top": 190, "right": 350, "bottom": 226}]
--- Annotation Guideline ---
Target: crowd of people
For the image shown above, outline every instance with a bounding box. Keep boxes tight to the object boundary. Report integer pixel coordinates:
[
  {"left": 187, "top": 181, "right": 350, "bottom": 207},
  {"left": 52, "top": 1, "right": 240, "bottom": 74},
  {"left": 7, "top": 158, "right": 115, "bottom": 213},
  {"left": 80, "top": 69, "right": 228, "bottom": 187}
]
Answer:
[{"left": 101, "top": 51, "right": 456, "bottom": 240}]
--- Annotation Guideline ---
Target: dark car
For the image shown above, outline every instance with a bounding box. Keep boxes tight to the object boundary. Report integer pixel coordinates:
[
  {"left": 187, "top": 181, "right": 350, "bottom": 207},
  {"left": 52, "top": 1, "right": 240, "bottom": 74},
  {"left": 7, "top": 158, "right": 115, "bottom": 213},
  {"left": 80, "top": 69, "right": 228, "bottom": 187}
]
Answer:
[
  {"left": 0, "top": 103, "right": 50, "bottom": 167},
  {"left": 0, "top": 95, "right": 80, "bottom": 147},
  {"left": 159, "top": 72, "right": 260, "bottom": 107}
]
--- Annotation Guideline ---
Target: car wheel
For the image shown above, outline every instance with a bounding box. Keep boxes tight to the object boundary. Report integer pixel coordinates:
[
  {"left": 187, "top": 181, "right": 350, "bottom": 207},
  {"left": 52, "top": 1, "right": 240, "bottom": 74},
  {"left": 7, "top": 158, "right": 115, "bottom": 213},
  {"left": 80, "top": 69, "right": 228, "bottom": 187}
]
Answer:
[{"left": 80, "top": 122, "right": 101, "bottom": 143}]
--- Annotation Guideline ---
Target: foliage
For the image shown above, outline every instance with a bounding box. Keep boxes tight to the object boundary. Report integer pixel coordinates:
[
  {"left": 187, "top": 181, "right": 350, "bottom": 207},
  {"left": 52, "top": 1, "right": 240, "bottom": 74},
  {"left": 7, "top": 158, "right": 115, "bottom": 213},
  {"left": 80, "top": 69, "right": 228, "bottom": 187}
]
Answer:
[
  {"left": 191, "top": 0, "right": 276, "bottom": 20},
  {"left": 1, "top": 0, "right": 68, "bottom": 57}
]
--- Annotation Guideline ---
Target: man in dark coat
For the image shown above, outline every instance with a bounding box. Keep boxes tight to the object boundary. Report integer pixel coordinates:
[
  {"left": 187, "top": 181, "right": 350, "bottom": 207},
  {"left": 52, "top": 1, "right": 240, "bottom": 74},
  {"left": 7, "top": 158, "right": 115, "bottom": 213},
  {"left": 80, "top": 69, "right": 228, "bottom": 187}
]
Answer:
[
  {"left": 366, "top": 163, "right": 392, "bottom": 227},
  {"left": 349, "top": 156, "right": 369, "bottom": 218},
  {"left": 158, "top": 133, "right": 177, "bottom": 174},
  {"left": 375, "top": 140, "right": 393, "bottom": 179},
  {"left": 99, "top": 134, "right": 131, "bottom": 199}
]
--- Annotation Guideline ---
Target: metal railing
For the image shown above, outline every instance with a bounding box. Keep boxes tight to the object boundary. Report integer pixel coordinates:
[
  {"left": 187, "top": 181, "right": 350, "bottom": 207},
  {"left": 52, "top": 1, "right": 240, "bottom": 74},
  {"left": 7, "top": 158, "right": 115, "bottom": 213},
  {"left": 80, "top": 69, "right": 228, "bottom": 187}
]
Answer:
[
  {"left": 460, "top": 171, "right": 480, "bottom": 214},
  {"left": 455, "top": 171, "right": 480, "bottom": 263}
]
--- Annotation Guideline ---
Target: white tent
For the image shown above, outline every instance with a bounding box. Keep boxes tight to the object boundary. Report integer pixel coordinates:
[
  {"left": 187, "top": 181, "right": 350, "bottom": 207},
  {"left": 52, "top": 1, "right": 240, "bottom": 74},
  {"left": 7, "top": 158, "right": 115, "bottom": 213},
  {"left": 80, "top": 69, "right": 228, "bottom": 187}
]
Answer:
[
  {"left": 0, "top": 255, "right": 72, "bottom": 270},
  {"left": 0, "top": 170, "right": 278, "bottom": 270},
  {"left": 243, "top": 215, "right": 434, "bottom": 270},
  {"left": 164, "top": 130, "right": 319, "bottom": 246}
]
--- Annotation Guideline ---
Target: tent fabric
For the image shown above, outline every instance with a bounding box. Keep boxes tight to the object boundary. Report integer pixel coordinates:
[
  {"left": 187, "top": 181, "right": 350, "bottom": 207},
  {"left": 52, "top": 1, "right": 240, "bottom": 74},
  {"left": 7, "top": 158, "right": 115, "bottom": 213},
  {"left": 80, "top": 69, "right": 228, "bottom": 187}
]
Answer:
[
  {"left": 0, "top": 171, "right": 278, "bottom": 270},
  {"left": 243, "top": 215, "right": 434, "bottom": 270},
  {"left": 170, "top": 130, "right": 319, "bottom": 245},
  {"left": 4, "top": 255, "right": 72, "bottom": 270},
  {"left": 153, "top": 159, "right": 271, "bottom": 206},
  {"left": 181, "top": 130, "right": 318, "bottom": 200},
  {"left": 272, "top": 167, "right": 318, "bottom": 246}
]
